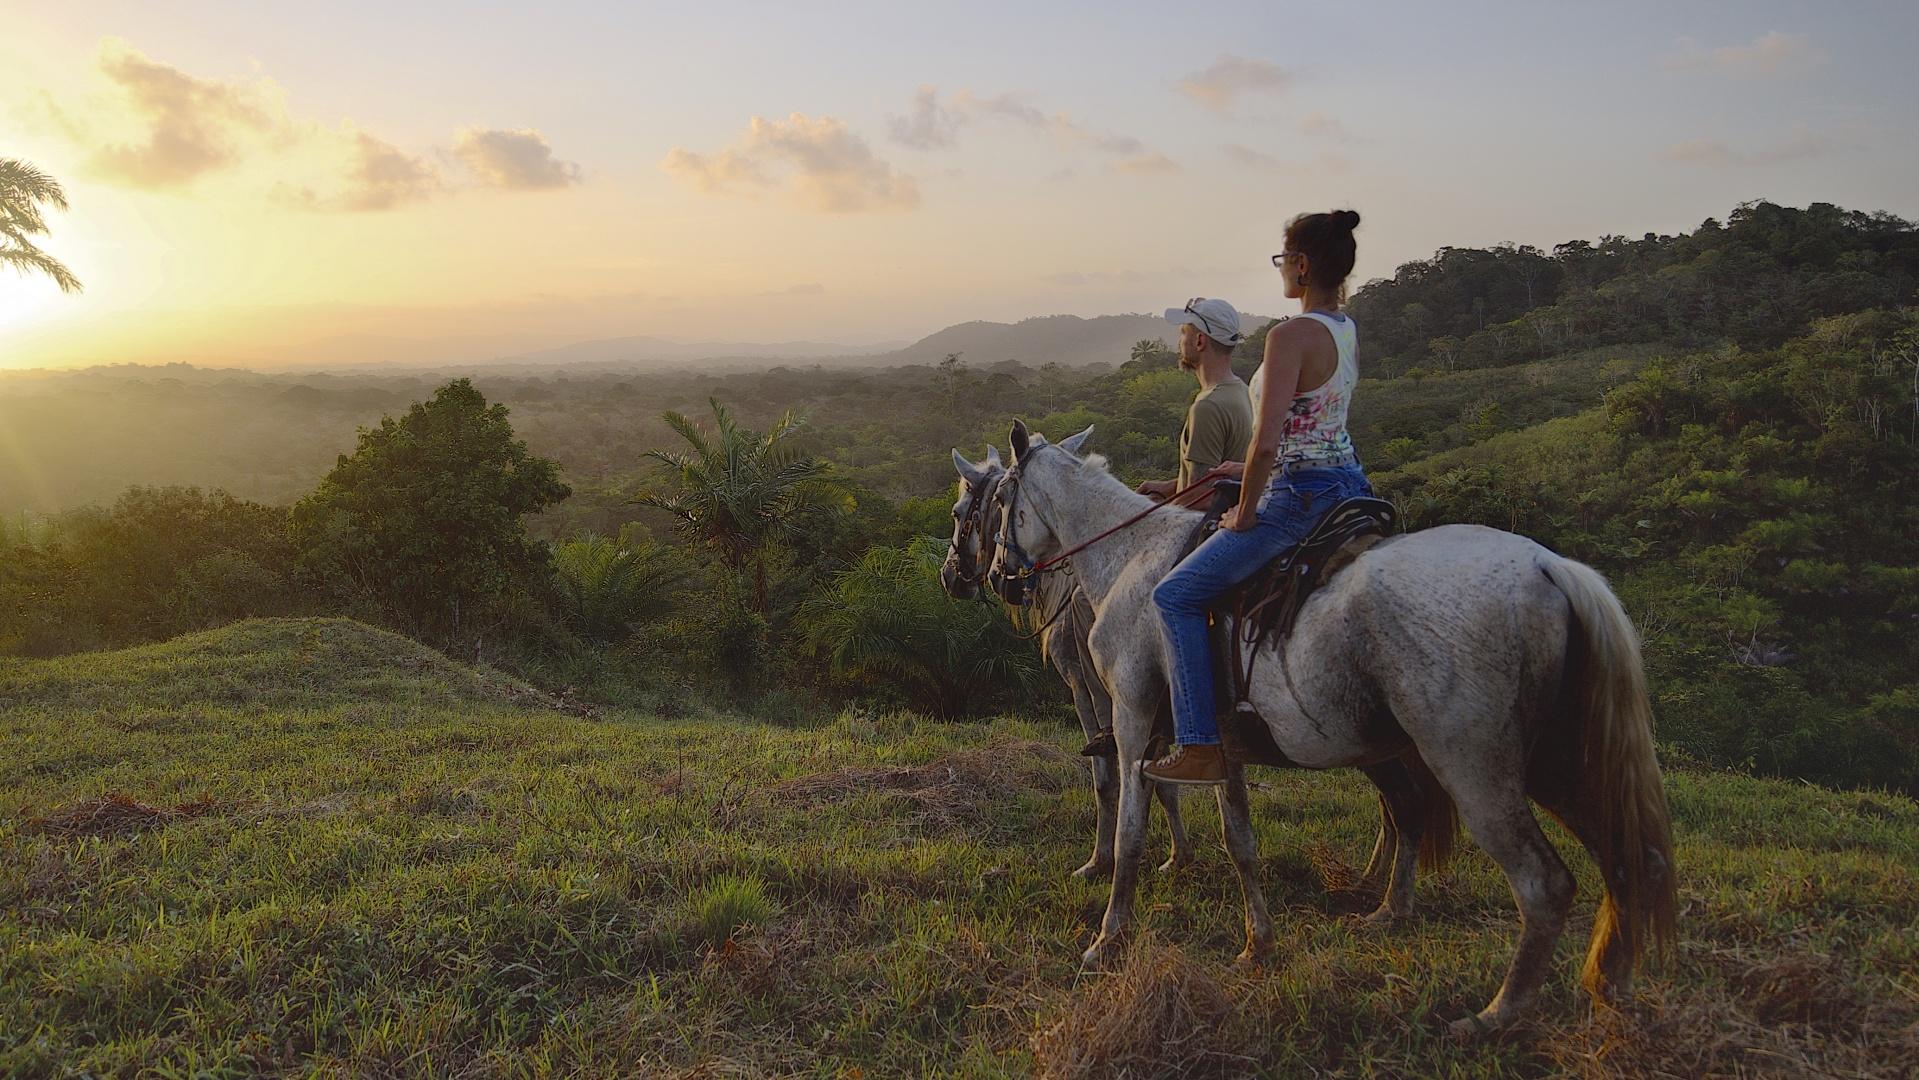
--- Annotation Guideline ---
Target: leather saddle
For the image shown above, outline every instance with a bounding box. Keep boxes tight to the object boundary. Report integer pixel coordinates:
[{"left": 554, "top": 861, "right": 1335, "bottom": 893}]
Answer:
[{"left": 1187, "top": 479, "right": 1399, "bottom": 767}]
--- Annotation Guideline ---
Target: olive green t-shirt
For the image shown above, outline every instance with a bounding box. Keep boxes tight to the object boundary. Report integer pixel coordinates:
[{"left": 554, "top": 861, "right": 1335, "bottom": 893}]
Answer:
[{"left": 1178, "top": 377, "right": 1254, "bottom": 488}]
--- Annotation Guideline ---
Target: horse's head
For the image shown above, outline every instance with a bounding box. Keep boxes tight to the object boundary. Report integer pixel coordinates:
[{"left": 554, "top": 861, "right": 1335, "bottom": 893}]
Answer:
[
  {"left": 941, "top": 445, "right": 1003, "bottom": 599},
  {"left": 986, "top": 419, "right": 1092, "bottom": 606}
]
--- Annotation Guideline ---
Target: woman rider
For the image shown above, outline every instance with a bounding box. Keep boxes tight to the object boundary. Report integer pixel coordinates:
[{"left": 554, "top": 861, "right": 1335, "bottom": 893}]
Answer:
[{"left": 1143, "top": 209, "right": 1373, "bottom": 785}]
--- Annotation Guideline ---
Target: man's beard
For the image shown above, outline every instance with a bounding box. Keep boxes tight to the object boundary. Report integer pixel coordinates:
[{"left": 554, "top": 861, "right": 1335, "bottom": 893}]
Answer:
[{"left": 1177, "top": 353, "right": 1199, "bottom": 372}]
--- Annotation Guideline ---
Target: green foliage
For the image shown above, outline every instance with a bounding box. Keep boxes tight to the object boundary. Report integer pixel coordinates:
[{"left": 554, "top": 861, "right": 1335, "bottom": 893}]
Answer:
[
  {"left": 291, "top": 379, "right": 569, "bottom": 642},
  {"left": 1382, "top": 309, "right": 1919, "bottom": 792},
  {"left": 549, "top": 535, "right": 693, "bottom": 642},
  {"left": 0, "top": 487, "right": 298, "bottom": 656},
  {"left": 1351, "top": 202, "right": 1919, "bottom": 373},
  {"left": 799, "top": 537, "right": 1044, "bottom": 717},
  {"left": 0, "top": 157, "right": 81, "bottom": 293},
  {"left": 690, "top": 874, "right": 774, "bottom": 945},
  {"left": 638, "top": 399, "right": 841, "bottom": 614}
]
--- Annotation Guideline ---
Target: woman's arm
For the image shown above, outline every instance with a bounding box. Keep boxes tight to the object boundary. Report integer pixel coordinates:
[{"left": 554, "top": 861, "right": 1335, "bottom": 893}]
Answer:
[{"left": 1224, "top": 324, "right": 1306, "bottom": 530}]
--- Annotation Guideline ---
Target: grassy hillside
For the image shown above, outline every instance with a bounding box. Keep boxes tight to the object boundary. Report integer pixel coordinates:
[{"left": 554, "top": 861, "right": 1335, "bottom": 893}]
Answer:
[{"left": 3, "top": 620, "right": 1915, "bottom": 1076}]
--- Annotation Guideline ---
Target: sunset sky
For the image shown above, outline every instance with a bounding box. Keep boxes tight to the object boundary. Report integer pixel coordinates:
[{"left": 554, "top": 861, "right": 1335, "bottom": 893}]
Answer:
[{"left": 3, "top": 0, "right": 1916, "bottom": 370}]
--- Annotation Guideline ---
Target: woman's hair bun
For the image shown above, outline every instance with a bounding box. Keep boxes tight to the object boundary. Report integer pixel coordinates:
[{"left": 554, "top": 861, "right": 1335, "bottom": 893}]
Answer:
[{"left": 1331, "top": 209, "right": 1361, "bottom": 231}]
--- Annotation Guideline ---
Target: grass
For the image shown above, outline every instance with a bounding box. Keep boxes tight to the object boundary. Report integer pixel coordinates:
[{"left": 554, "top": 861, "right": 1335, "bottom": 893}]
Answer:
[{"left": 3, "top": 617, "right": 1916, "bottom": 1077}]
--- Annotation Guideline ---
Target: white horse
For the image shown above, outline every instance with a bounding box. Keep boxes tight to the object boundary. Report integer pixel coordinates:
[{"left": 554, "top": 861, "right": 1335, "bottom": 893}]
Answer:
[
  {"left": 987, "top": 422, "right": 1675, "bottom": 1035},
  {"left": 942, "top": 441, "right": 1195, "bottom": 878},
  {"left": 944, "top": 440, "right": 1458, "bottom": 918}
]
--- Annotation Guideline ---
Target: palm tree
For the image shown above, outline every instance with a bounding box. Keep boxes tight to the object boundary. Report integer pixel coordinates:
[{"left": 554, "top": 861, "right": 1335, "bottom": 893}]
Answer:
[
  {"left": 799, "top": 537, "right": 1040, "bottom": 717},
  {"left": 1, "top": 159, "right": 81, "bottom": 293},
  {"left": 637, "top": 399, "right": 840, "bottom": 614},
  {"left": 550, "top": 535, "right": 692, "bottom": 641}
]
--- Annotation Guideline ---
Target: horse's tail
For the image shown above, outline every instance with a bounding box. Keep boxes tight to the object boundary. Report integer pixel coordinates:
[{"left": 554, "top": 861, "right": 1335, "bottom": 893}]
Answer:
[
  {"left": 1406, "top": 749, "right": 1459, "bottom": 872},
  {"left": 1541, "top": 555, "right": 1677, "bottom": 996}
]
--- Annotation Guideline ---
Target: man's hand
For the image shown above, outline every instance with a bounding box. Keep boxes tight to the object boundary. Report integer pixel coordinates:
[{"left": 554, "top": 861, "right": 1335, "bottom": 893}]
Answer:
[
  {"left": 1205, "top": 460, "right": 1245, "bottom": 481},
  {"left": 1136, "top": 478, "right": 1176, "bottom": 499},
  {"left": 1221, "top": 504, "right": 1257, "bottom": 532}
]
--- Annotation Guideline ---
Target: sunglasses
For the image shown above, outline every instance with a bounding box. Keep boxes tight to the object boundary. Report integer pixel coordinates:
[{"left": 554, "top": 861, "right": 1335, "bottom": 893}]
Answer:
[{"left": 1183, "top": 298, "right": 1230, "bottom": 342}]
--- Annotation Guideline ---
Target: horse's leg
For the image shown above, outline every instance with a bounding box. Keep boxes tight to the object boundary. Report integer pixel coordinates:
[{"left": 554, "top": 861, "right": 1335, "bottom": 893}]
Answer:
[
  {"left": 1355, "top": 758, "right": 1425, "bottom": 925},
  {"left": 1216, "top": 762, "right": 1274, "bottom": 963},
  {"left": 1430, "top": 757, "right": 1576, "bottom": 1035},
  {"left": 1083, "top": 703, "right": 1154, "bottom": 970},
  {"left": 1154, "top": 782, "right": 1193, "bottom": 872},
  {"left": 1070, "top": 670, "right": 1118, "bottom": 881},
  {"left": 1355, "top": 795, "right": 1394, "bottom": 893},
  {"left": 1529, "top": 781, "right": 1667, "bottom": 1004}
]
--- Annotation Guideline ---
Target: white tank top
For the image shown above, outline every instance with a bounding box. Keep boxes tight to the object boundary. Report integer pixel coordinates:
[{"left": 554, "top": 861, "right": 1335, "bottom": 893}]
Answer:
[{"left": 1250, "top": 311, "right": 1358, "bottom": 467}]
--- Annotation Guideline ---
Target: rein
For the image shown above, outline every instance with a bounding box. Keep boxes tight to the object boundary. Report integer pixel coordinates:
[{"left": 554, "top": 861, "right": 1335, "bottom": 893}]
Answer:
[{"left": 996, "top": 445, "right": 1217, "bottom": 589}]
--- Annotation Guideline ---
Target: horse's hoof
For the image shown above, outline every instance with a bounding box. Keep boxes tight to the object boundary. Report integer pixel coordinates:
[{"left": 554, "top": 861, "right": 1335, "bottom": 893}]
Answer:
[
  {"left": 1353, "top": 907, "right": 1402, "bottom": 931},
  {"left": 1071, "top": 859, "right": 1113, "bottom": 881},
  {"left": 1447, "top": 1011, "right": 1500, "bottom": 1040},
  {"left": 1080, "top": 937, "right": 1119, "bottom": 971},
  {"left": 1157, "top": 854, "right": 1193, "bottom": 873},
  {"left": 1233, "top": 943, "right": 1272, "bottom": 968}
]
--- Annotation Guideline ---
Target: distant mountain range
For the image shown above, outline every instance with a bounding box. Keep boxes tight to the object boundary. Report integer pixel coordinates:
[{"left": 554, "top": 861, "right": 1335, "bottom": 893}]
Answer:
[{"left": 497, "top": 312, "right": 1280, "bottom": 372}]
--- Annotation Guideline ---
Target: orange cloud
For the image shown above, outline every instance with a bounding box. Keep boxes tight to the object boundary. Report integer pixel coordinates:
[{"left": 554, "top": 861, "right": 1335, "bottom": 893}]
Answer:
[
  {"left": 664, "top": 114, "right": 918, "bottom": 213},
  {"left": 452, "top": 128, "right": 582, "bottom": 190}
]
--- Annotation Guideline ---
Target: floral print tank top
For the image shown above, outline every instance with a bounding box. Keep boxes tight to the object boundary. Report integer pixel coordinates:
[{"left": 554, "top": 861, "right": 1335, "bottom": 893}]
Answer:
[{"left": 1249, "top": 311, "right": 1358, "bottom": 467}]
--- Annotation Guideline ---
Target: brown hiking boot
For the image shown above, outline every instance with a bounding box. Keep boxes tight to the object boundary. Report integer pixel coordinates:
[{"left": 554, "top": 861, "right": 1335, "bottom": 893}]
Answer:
[{"left": 1142, "top": 743, "right": 1227, "bottom": 785}]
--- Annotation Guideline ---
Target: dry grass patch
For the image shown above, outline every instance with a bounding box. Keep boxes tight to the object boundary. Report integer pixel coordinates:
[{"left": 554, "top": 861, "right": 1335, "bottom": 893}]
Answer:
[
  {"left": 1031, "top": 936, "right": 1251, "bottom": 1079},
  {"left": 774, "top": 739, "right": 1075, "bottom": 833},
  {"left": 21, "top": 792, "right": 216, "bottom": 837}
]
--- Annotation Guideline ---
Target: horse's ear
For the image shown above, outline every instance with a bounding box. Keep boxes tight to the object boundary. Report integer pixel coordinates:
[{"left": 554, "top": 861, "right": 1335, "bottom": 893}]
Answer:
[
  {"left": 952, "top": 448, "right": 985, "bottom": 485},
  {"left": 1009, "top": 420, "right": 1031, "bottom": 462},
  {"left": 985, "top": 445, "right": 1002, "bottom": 468},
  {"left": 1060, "top": 424, "right": 1094, "bottom": 456}
]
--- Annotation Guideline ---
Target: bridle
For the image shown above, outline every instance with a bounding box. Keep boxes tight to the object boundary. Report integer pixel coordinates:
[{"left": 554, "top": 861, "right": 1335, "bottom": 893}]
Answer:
[
  {"left": 945, "top": 467, "right": 1003, "bottom": 594},
  {"left": 991, "top": 441, "right": 1217, "bottom": 606}
]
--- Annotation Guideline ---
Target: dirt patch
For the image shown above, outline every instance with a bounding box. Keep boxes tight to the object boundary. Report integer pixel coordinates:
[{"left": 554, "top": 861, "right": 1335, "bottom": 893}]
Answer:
[
  {"left": 772, "top": 739, "right": 1076, "bottom": 833},
  {"left": 22, "top": 793, "right": 217, "bottom": 838},
  {"left": 1030, "top": 936, "right": 1247, "bottom": 1079}
]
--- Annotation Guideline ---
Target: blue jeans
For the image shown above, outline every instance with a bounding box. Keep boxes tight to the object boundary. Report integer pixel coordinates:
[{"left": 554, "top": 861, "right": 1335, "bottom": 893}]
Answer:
[{"left": 1152, "top": 462, "right": 1374, "bottom": 746}]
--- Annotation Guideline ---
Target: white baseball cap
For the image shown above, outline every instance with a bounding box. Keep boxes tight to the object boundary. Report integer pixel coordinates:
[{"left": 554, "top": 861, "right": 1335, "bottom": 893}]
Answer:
[{"left": 1163, "top": 296, "right": 1243, "bottom": 346}]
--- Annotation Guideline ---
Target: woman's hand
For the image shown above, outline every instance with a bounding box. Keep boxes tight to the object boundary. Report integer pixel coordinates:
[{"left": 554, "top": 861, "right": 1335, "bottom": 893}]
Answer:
[{"left": 1221, "top": 504, "right": 1257, "bottom": 532}]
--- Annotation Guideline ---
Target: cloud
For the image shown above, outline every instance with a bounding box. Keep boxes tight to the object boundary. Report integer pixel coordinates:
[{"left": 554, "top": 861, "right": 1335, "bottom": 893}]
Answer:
[
  {"left": 452, "top": 127, "right": 583, "bottom": 190},
  {"left": 1175, "top": 55, "right": 1292, "bottom": 114},
  {"left": 39, "top": 39, "right": 579, "bottom": 209},
  {"left": 334, "top": 131, "right": 442, "bottom": 210},
  {"left": 664, "top": 113, "right": 919, "bottom": 212},
  {"left": 1297, "top": 112, "right": 1349, "bottom": 140},
  {"left": 888, "top": 86, "right": 966, "bottom": 149},
  {"left": 1111, "top": 153, "right": 1178, "bottom": 175},
  {"left": 898, "top": 87, "right": 1170, "bottom": 169},
  {"left": 1223, "top": 143, "right": 1280, "bottom": 168},
  {"left": 1665, "top": 31, "right": 1825, "bottom": 76},
  {"left": 1663, "top": 131, "right": 1832, "bottom": 167},
  {"left": 1221, "top": 145, "right": 1350, "bottom": 174},
  {"left": 81, "top": 39, "right": 286, "bottom": 188}
]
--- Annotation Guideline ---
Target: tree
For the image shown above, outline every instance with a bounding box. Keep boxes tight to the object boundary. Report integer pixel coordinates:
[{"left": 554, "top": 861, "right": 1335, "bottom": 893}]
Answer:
[
  {"left": 550, "top": 535, "right": 692, "bottom": 642},
  {"left": 290, "top": 379, "right": 569, "bottom": 640},
  {"left": 638, "top": 399, "right": 838, "bottom": 615},
  {"left": 1, "top": 159, "right": 81, "bottom": 293},
  {"left": 799, "top": 537, "right": 1041, "bottom": 717}
]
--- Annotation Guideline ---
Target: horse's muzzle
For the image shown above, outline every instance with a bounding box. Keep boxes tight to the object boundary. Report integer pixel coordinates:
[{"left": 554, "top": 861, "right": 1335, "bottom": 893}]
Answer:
[{"left": 938, "top": 558, "right": 976, "bottom": 600}]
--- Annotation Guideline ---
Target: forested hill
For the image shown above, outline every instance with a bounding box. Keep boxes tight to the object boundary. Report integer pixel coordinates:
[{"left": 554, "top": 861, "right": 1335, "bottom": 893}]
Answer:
[
  {"left": 2, "top": 199, "right": 1915, "bottom": 795},
  {"left": 1347, "top": 200, "right": 1919, "bottom": 374}
]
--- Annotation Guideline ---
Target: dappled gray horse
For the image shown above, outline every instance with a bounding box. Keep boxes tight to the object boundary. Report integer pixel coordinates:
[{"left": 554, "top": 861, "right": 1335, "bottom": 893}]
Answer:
[
  {"left": 942, "top": 443, "right": 1194, "bottom": 879},
  {"left": 944, "top": 441, "right": 1453, "bottom": 918},
  {"left": 988, "top": 423, "right": 1675, "bottom": 1035}
]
